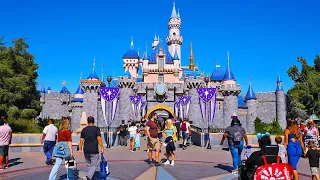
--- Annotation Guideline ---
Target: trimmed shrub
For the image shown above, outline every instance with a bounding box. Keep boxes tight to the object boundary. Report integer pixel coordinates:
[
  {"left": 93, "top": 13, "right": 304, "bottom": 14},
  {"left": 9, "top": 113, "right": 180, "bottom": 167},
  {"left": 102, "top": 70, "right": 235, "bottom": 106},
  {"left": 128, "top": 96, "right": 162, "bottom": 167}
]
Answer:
[
  {"left": 8, "top": 118, "right": 41, "bottom": 133},
  {"left": 254, "top": 117, "right": 283, "bottom": 135},
  {"left": 21, "top": 109, "right": 38, "bottom": 119},
  {"left": 7, "top": 106, "right": 20, "bottom": 120}
]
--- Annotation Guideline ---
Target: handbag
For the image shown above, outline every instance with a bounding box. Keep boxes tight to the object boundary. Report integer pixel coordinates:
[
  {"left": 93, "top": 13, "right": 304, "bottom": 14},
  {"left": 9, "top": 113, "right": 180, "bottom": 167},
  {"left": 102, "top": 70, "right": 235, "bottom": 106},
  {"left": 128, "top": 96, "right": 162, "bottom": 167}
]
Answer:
[
  {"left": 100, "top": 154, "right": 110, "bottom": 179},
  {"left": 65, "top": 157, "right": 77, "bottom": 170}
]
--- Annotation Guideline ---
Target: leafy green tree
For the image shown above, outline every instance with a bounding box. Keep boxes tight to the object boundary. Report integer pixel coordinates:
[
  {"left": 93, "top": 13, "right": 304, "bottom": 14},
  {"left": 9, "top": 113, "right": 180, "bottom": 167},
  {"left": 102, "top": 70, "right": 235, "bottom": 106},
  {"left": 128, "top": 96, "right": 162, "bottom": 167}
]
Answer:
[{"left": 0, "top": 36, "right": 40, "bottom": 117}]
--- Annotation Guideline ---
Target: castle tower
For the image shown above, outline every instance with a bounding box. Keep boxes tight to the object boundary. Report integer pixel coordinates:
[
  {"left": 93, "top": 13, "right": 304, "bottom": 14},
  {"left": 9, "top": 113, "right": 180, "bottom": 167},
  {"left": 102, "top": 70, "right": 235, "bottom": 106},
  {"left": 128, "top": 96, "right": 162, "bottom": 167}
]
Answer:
[
  {"left": 276, "top": 73, "right": 286, "bottom": 129},
  {"left": 185, "top": 77, "right": 206, "bottom": 128},
  {"left": 245, "top": 76, "right": 257, "bottom": 134},
  {"left": 122, "top": 37, "right": 140, "bottom": 78},
  {"left": 152, "top": 32, "right": 159, "bottom": 50},
  {"left": 189, "top": 42, "right": 194, "bottom": 71},
  {"left": 47, "top": 85, "right": 52, "bottom": 94},
  {"left": 166, "top": 1, "right": 183, "bottom": 60},
  {"left": 81, "top": 58, "right": 102, "bottom": 126},
  {"left": 116, "top": 74, "right": 135, "bottom": 127},
  {"left": 142, "top": 44, "right": 149, "bottom": 79},
  {"left": 71, "top": 83, "right": 84, "bottom": 132},
  {"left": 221, "top": 52, "right": 240, "bottom": 127}
]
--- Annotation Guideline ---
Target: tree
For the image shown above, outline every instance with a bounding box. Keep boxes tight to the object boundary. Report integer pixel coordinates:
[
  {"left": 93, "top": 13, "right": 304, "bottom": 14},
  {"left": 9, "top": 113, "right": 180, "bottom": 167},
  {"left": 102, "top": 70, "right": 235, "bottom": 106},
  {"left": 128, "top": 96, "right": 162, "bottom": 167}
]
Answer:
[
  {"left": 287, "top": 54, "right": 320, "bottom": 119},
  {"left": 0, "top": 37, "right": 40, "bottom": 118}
]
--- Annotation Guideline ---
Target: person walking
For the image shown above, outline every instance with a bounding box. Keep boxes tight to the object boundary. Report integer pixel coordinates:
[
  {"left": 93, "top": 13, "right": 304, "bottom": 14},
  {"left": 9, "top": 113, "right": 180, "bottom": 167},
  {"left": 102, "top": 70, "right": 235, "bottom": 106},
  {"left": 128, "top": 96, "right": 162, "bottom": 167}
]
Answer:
[
  {"left": 128, "top": 122, "right": 137, "bottom": 152},
  {"left": 146, "top": 112, "right": 161, "bottom": 166},
  {"left": 0, "top": 116, "right": 11, "bottom": 169},
  {"left": 78, "top": 116, "right": 104, "bottom": 180},
  {"left": 118, "top": 120, "right": 128, "bottom": 146},
  {"left": 220, "top": 117, "right": 248, "bottom": 175},
  {"left": 181, "top": 118, "right": 191, "bottom": 150},
  {"left": 163, "top": 119, "right": 176, "bottom": 166},
  {"left": 0, "top": 118, "right": 12, "bottom": 170},
  {"left": 48, "top": 119, "right": 75, "bottom": 180},
  {"left": 175, "top": 118, "right": 181, "bottom": 141},
  {"left": 304, "top": 120, "right": 319, "bottom": 150},
  {"left": 284, "top": 119, "right": 305, "bottom": 180},
  {"left": 42, "top": 119, "right": 58, "bottom": 165}
]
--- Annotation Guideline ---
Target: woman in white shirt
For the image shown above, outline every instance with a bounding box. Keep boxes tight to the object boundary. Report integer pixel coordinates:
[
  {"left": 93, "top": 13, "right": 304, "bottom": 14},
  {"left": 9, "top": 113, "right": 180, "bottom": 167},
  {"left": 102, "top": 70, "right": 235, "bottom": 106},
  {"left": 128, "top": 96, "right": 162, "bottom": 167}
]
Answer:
[{"left": 128, "top": 122, "right": 137, "bottom": 152}]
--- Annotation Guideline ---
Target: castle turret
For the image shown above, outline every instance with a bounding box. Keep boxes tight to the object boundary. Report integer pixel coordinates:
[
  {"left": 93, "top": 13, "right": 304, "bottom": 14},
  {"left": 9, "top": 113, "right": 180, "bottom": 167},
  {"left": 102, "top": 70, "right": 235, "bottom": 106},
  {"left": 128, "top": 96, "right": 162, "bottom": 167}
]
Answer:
[
  {"left": 185, "top": 76, "right": 206, "bottom": 128},
  {"left": 276, "top": 73, "right": 286, "bottom": 129},
  {"left": 116, "top": 74, "right": 135, "bottom": 127},
  {"left": 71, "top": 83, "right": 84, "bottom": 132},
  {"left": 152, "top": 32, "right": 159, "bottom": 50},
  {"left": 47, "top": 85, "right": 52, "bottom": 94},
  {"left": 166, "top": 1, "right": 183, "bottom": 60},
  {"left": 245, "top": 76, "right": 257, "bottom": 133},
  {"left": 81, "top": 59, "right": 102, "bottom": 126},
  {"left": 122, "top": 37, "right": 140, "bottom": 78},
  {"left": 221, "top": 52, "right": 240, "bottom": 127},
  {"left": 40, "top": 84, "right": 46, "bottom": 103}
]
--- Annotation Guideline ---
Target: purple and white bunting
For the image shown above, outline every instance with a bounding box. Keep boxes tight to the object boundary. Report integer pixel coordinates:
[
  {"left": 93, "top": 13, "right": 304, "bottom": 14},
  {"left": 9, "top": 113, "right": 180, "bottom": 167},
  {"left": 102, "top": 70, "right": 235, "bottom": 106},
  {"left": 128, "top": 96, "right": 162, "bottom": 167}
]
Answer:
[
  {"left": 197, "top": 88, "right": 217, "bottom": 123},
  {"left": 100, "top": 87, "right": 120, "bottom": 126},
  {"left": 141, "top": 101, "right": 146, "bottom": 117},
  {"left": 174, "top": 101, "right": 180, "bottom": 118},
  {"left": 178, "top": 96, "right": 191, "bottom": 119},
  {"left": 130, "top": 96, "right": 142, "bottom": 118}
]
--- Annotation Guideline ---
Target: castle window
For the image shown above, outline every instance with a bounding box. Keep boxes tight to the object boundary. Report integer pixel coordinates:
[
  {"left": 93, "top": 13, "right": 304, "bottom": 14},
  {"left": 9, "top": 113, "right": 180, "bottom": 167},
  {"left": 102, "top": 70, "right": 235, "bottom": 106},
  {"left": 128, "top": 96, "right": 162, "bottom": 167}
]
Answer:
[
  {"left": 159, "top": 74, "right": 164, "bottom": 83},
  {"left": 158, "top": 57, "right": 164, "bottom": 69},
  {"left": 218, "top": 102, "right": 221, "bottom": 109}
]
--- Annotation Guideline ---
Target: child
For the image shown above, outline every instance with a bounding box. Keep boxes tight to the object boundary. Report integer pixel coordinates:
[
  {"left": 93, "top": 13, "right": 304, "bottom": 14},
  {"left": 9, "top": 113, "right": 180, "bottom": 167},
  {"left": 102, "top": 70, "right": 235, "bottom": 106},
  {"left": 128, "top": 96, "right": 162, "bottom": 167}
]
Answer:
[
  {"left": 275, "top": 136, "right": 287, "bottom": 163},
  {"left": 305, "top": 141, "right": 320, "bottom": 180}
]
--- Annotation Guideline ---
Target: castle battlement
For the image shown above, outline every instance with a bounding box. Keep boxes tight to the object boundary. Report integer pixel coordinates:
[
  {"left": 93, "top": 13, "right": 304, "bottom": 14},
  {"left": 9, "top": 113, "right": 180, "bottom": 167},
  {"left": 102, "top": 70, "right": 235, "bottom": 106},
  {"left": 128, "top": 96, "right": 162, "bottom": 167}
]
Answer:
[
  {"left": 185, "top": 76, "right": 205, "bottom": 89},
  {"left": 256, "top": 92, "right": 276, "bottom": 101},
  {"left": 118, "top": 76, "right": 136, "bottom": 88},
  {"left": 220, "top": 84, "right": 241, "bottom": 92}
]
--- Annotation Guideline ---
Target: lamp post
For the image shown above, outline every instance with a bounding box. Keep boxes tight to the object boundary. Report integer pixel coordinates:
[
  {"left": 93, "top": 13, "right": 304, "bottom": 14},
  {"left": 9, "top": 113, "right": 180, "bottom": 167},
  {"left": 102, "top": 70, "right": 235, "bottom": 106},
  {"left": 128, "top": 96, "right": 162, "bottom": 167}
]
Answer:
[
  {"left": 204, "top": 76, "right": 212, "bottom": 149},
  {"left": 106, "top": 76, "right": 112, "bottom": 148}
]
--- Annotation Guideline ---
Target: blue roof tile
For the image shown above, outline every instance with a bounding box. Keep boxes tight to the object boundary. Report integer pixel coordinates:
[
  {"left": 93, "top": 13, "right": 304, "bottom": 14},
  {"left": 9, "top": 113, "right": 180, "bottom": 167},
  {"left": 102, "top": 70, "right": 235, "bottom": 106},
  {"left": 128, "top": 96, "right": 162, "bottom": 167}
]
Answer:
[
  {"left": 180, "top": 67, "right": 202, "bottom": 80},
  {"left": 47, "top": 85, "right": 51, "bottom": 90},
  {"left": 122, "top": 40, "right": 140, "bottom": 59},
  {"left": 245, "top": 83, "right": 257, "bottom": 100},
  {"left": 137, "top": 77, "right": 143, "bottom": 82},
  {"left": 60, "top": 86, "right": 70, "bottom": 94},
  {"left": 75, "top": 85, "right": 84, "bottom": 94},
  {"left": 87, "top": 71, "right": 99, "bottom": 80},
  {"left": 238, "top": 96, "right": 248, "bottom": 108},
  {"left": 170, "top": 2, "right": 178, "bottom": 18},
  {"left": 210, "top": 65, "right": 225, "bottom": 81},
  {"left": 40, "top": 84, "right": 46, "bottom": 93},
  {"left": 223, "top": 64, "right": 235, "bottom": 81},
  {"left": 148, "top": 39, "right": 174, "bottom": 64}
]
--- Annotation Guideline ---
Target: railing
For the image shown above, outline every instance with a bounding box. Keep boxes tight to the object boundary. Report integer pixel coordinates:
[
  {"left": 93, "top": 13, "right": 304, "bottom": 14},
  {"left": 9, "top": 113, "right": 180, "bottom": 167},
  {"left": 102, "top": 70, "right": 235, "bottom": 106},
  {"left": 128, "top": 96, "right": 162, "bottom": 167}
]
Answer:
[{"left": 190, "top": 125, "right": 225, "bottom": 133}]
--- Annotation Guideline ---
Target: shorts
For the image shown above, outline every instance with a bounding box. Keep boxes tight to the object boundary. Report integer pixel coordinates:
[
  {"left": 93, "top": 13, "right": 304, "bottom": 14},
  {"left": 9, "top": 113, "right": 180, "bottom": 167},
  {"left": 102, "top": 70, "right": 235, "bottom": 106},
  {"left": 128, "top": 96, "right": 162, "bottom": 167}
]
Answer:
[
  {"left": 148, "top": 137, "right": 160, "bottom": 151},
  {"left": 130, "top": 134, "right": 136, "bottom": 139},
  {"left": 0, "top": 145, "right": 9, "bottom": 156},
  {"left": 311, "top": 167, "right": 319, "bottom": 175},
  {"left": 182, "top": 132, "right": 189, "bottom": 140}
]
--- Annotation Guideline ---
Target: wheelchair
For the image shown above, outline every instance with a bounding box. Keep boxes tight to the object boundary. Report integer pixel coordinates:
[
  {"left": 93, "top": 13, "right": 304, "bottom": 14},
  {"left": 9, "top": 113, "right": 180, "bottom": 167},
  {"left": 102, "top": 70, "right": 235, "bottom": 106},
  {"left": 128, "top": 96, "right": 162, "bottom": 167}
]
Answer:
[{"left": 238, "top": 145, "right": 280, "bottom": 180}]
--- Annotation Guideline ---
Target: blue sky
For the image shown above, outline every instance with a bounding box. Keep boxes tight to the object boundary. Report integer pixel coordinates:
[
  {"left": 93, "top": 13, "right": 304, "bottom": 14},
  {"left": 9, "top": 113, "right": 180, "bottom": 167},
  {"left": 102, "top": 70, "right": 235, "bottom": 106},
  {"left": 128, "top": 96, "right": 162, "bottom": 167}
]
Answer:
[{"left": 1, "top": 0, "right": 319, "bottom": 94}]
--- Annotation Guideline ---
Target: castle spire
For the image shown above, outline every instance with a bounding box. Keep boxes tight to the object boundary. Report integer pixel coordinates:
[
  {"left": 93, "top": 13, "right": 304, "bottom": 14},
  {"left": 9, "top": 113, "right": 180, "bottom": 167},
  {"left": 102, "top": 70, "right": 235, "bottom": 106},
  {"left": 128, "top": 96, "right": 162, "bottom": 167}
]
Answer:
[
  {"left": 130, "top": 36, "right": 134, "bottom": 49},
  {"left": 102, "top": 62, "right": 104, "bottom": 82},
  {"left": 143, "top": 43, "right": 149, "bottom": 60},
  {"left": 189, "top": 42, "right": 195, "bottom": 70},
  {"left": 154, "top": 31, "right": 158, "bottom": 41},
  {"left": 216, "top": 60, "right": 221, "bottom": 68},
  {"left": 93, "top": 57, "right": 96, "bottom": 72},
  {"left": 245, "top": 74, "right": 257, "bottom": 100},
  {"left": 177, "top": 8, "right": 180, "bottom": 18},
  {"left": 171, "top": 0, "right": 178, "bottom": 18},
  {"left": 276, "top": 72, "right": 283, "bottom": 91},
  {"left": 223, "top": 51, "right": 235, "bottom": 81},
  {"left": 80, "top": 72, "right": 82, "bottom": 81}
]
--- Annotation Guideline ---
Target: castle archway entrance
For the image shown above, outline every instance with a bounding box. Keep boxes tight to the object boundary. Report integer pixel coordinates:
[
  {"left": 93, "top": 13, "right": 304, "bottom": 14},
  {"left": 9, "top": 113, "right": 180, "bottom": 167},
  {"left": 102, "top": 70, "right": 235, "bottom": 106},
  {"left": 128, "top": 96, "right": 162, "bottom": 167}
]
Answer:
[{"left": 146, "top": 104, "right": 175, "bottom": 119}]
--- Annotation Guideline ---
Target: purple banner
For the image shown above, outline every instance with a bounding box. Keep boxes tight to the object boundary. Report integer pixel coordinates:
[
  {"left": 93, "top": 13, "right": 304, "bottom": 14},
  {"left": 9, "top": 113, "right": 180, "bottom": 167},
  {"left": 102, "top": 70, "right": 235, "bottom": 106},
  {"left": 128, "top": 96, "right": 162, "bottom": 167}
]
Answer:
[
  {"left": 141, "top": 101, "right": 146, "bottom": 108},
  {"left": 197, "top": 88, "right": 216, "bottom": 103},
  {"left": 100, "top": 87, "right": 120, "bottom": 102},
  {"left": 179, "top": 96, "right": 191, "bottom": 105},
  {"left": 130, "top": 96, "right": 142, "bottom": 105}
]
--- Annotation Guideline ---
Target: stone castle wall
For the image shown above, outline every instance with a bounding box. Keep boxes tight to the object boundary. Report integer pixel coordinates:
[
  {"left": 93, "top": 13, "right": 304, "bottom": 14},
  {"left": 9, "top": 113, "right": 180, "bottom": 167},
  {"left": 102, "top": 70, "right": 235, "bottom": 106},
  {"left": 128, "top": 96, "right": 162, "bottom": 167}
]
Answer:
[
  {"left": 40, "top": 92, "right": 71, "bottom": 119},
  {"left": 256, "top": 92, "right": 277, "bottom": 124}
]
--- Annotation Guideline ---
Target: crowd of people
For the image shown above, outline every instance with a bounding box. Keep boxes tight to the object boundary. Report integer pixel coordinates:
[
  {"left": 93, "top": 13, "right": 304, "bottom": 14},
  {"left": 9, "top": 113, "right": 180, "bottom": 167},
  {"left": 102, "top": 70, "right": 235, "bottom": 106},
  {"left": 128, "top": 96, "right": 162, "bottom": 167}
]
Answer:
[{"left": 220, "top": 115, "right": 320, "bottom": 180}]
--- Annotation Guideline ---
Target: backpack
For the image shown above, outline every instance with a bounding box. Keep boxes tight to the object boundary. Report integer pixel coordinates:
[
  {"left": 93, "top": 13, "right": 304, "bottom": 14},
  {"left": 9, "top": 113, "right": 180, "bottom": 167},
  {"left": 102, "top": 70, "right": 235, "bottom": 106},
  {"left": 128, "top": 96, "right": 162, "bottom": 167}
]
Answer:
[
  {"left": 254, "top": 155, "right": 293, "bottom": 180},
  {"left": 232, "top": 127, "right": 243, "bottom": 142},
  {"left": 181, "top": 122, "right": 187, "bottom": 131},
  {"left": 100, "top": 154, "right": 110, "bottom": 179}
]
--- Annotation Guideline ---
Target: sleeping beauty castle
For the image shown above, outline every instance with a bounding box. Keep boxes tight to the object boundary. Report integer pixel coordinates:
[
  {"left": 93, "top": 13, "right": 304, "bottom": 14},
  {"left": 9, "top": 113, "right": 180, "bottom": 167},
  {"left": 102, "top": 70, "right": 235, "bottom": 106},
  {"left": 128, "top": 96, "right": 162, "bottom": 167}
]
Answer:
[{"left": 39, "top": 2, "right": 286, "bottom": 134}]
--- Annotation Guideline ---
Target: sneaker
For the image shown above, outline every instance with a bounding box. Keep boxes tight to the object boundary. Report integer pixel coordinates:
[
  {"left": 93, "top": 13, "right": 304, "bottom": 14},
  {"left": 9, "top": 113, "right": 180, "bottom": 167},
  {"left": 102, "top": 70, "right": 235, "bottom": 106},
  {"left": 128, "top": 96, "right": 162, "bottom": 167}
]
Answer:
[
  {"left": 130, "top": 150, "right": 134, "bottom": 153},
  {"left": 232, "top": 171, "right": 238, "bottom": 175},
  {"left": 148, "top": 161, "right": 155, "bottom": 167},
  {"left": 163, "top": 160, "right": 170, "bottom": 165},
  {"left": 0, "top": 166, "right": 4, "bottom": 171},
  {"left": 170, "top": 160, "right": 175, "bottom": 166}
]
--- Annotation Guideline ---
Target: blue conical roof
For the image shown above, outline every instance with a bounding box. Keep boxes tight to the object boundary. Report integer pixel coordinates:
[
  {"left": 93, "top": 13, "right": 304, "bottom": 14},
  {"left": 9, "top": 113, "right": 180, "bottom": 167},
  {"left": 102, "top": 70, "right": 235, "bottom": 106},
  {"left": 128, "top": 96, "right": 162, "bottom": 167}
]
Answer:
[
  {"left": 122, "top": 39, "right": 140, "bottom": 59},
  {"left": 60, "top": 86, "right": 70, "bottom": 94},
  {"left": 276, "top": 74, "right": 284, "bottom": 91},
  {"left": 109, "top": 79, "right": 119, "bottom": 88},
  {"left": 173, "top": 49, "right": 179, "bottom": 60},
  {"left": 148, "top": 39, "right": 174, "bottom": 64},
  {"left": 238, "top": 96, "right": 248, "bottom": 108},
  {"left": 41, "top": 84, "right": 46, "bottom": 93},
  {"left": 72, "top": 85, "right": 84, "bottom": 102},
  {"left": 124, "top": 71, "right": 132, "bottom": 78},
  {"left": 211, "top": 62, "right": 225, "bottom": 81},
  {"left": 245, "top": 83, "right": 257, "bottom": 100},
  {"left": 87, "top": 71, "right": 99, "bottom": 80},
  {"left": 47, "top": 85, "right": 51, "bottom": 90},
  {"left": 223, "top": 64, "right": 235, "bottom": 81},
  {"left": 170, "top": 2, "right": 178, "bottom": 18}
]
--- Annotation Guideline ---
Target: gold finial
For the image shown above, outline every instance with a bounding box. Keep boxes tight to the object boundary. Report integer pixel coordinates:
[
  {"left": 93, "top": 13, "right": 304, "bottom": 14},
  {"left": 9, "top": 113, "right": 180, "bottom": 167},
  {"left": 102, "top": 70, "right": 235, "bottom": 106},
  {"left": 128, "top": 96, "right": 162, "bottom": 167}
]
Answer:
[
  {"left": 62, "top": 80, "right": 67, "bottom": 86},
  {"left": 189, "top": 42, "right": 195, "bottom": 71}
]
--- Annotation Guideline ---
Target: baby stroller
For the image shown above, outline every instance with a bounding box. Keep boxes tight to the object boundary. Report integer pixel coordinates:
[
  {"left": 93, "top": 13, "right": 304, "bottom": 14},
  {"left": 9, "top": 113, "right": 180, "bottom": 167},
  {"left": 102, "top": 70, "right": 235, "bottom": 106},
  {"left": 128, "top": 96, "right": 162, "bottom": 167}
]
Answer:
[{"left": 239, "top": 145, "right": 294, "bottom": 180}]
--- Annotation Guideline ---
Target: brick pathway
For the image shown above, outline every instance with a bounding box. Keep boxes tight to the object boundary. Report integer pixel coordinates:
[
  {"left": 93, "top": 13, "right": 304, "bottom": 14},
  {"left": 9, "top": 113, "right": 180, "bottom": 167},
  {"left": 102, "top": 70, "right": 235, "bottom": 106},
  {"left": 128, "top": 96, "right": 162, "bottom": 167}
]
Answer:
[{"left": 0, "top": 138, "right": 315, "bottom": 180}]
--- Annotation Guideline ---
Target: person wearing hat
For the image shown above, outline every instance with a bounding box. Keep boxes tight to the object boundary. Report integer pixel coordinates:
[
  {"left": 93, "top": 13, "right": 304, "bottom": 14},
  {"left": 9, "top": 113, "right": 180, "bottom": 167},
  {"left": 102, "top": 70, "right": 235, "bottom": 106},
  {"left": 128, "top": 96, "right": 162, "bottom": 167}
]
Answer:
[{"left": 220, "top": 113, "right": 248, "bottom": 175}]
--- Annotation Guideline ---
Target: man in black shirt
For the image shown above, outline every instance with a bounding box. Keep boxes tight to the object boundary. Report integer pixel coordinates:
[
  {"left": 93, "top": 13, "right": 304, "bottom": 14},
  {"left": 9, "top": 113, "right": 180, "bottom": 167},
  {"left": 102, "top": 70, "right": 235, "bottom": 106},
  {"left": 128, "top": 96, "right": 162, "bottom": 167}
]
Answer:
[
  {"left": 78, "top": 116, "right": 104, "bottom": 180},
  {"left": 119, "top": 120, "right": 128, "bottom": 146}
]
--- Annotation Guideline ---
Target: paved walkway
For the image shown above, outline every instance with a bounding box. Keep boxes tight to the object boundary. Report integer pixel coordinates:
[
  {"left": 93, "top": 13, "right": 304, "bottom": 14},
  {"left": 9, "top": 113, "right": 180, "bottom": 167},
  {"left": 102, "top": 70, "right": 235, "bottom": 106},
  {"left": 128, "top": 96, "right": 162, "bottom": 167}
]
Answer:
[{"left": 0, "top": 138, "right": 315, "bottom": 180}]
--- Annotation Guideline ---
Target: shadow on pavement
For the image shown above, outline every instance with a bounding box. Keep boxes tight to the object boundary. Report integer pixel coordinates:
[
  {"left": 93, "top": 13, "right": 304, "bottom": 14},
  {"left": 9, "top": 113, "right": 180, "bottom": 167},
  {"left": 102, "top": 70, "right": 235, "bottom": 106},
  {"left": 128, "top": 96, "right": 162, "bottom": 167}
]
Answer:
[
  {"left": 214, "top": 164, "right": 233, "bottom": 173},
  {"left": 9, "top": 158, "right": 23, "bottom": 167}
]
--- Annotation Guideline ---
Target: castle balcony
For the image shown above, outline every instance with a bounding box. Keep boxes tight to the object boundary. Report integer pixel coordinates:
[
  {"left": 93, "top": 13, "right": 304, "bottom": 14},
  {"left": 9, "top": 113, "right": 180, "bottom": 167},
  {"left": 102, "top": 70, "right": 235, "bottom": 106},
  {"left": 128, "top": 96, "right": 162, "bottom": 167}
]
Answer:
[{"left": 220, "top": 84, "right": 241, "bottom": 92}]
